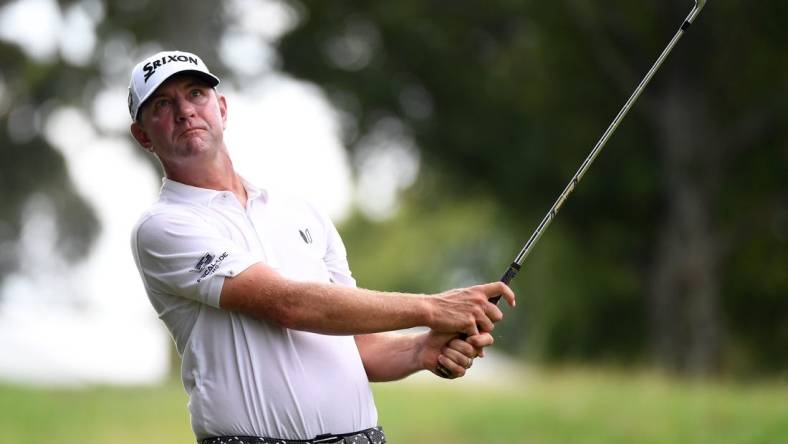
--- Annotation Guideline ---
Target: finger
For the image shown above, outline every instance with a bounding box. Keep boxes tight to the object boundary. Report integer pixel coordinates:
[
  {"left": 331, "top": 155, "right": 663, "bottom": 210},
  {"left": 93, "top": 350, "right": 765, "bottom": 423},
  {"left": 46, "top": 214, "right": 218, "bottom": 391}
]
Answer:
[
  {"left": 484, "top": 302, "right": 504, "bottom": 323},
  {"left": 437, "top": 354, "right": 467, "bottom": 378},
  {"left": 463, "top": 318, "right": 480, "bottom": 337},
  {"left": 466, "top": 332, "right": 493, "bottom": 358},
  {"left": 447, "top": 338, "right": 476, "bottom": 357},
  {"left": 474, "top": 315, "right": 494, "bottom": 335},
  {"left": 495, "top": 282, "right": 516, "bottom": 307},
  {"left": 466, "top": 332, "right": 494, "bottom": 349},
  {"left": 442, "top": 349, "right": 473, "bottom": 370},
  {"left": 443, "top": 344, "right": 474, "bottom": 364}
]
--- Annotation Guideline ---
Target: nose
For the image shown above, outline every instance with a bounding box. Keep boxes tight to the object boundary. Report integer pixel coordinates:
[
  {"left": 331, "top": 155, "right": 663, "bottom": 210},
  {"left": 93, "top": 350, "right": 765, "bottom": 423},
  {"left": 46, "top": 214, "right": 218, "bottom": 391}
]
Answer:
[{"left": 174, "top": 96, "right": 196, "bottom": 122}]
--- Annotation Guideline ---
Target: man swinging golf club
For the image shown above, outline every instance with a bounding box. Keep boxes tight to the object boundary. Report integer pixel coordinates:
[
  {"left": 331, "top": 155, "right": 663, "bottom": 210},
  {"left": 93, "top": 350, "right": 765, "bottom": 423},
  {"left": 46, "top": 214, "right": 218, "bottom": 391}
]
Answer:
[{"left": 128, "top": 50, "right": 515, "bottom": 444}]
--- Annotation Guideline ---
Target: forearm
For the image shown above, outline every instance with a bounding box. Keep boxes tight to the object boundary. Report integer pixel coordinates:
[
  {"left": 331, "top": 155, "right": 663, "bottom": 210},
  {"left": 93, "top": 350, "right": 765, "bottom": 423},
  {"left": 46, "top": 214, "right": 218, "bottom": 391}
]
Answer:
[
  {"left": 221, "top": 262, "right": 514, "bottom": 336},
  {"left": 278, "top": 281, "right": 432, "bottom": 334},
  {"left": 355, "top": 332, "right": 426, "bottom": 382},
  {"left": 221, "top": 263, "right": 433, "bottom": 335}
]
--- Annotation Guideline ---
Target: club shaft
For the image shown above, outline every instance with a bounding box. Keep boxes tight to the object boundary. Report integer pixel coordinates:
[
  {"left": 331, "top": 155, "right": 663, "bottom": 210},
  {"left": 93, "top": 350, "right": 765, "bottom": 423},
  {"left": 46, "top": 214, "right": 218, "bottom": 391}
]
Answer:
[
  {"left": 507, "top": 3, "right": 705, "bottom": 273},
  {"left": 436, "top": 1, "right": 706, "bottom": 379}
]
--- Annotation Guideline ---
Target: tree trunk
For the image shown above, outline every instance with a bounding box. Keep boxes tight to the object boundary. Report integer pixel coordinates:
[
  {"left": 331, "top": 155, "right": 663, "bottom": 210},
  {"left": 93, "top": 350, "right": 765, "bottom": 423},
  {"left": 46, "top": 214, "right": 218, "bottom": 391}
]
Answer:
[{"left": 648, "top": 76, "right": 723, "bottom": 375}]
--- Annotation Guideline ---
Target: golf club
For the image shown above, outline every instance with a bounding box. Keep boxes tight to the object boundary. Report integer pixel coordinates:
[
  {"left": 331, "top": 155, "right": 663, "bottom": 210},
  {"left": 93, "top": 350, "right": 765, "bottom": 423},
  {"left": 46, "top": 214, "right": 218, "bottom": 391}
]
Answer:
[{"left": 436, "top": 0, "right": 708, "bottom": 379}]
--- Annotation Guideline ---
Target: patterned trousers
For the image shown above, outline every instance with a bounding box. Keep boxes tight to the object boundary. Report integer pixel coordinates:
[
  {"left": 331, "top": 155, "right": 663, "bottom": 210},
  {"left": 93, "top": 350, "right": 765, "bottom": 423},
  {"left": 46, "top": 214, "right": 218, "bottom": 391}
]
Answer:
[{"left": 201, "top": 426, "right": 386, "bottom": 444}]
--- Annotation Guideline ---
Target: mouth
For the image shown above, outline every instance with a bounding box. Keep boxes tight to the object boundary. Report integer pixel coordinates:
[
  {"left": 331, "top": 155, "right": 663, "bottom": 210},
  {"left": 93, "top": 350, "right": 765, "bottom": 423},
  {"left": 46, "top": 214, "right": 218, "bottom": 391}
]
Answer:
[{"left": 178, "top": 127, "right": 206, "bottom": 140}]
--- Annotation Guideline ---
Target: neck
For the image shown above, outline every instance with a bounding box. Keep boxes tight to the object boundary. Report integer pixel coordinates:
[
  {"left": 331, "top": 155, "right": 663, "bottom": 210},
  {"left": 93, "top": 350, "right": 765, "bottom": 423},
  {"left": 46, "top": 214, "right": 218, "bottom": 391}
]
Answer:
[{"left": 162, "top": 148, "right": 248, "bottom": 207}]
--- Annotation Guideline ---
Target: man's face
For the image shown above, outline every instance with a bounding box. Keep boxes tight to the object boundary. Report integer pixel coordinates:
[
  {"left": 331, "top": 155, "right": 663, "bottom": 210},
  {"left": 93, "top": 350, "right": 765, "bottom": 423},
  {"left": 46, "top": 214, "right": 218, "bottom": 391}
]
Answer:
[{"left": 131, "top": 74, "right": 227, "bottom": 166}]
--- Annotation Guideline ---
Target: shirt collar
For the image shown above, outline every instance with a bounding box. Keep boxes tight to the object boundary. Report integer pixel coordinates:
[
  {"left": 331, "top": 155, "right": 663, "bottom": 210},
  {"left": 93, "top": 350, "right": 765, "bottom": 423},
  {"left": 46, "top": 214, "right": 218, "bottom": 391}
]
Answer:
[
  {"left": 160, "top": 176, "right": 269, "bottom": 206},
  {"left": 239, "top": 176, "right": 267, "bottom": 202}
]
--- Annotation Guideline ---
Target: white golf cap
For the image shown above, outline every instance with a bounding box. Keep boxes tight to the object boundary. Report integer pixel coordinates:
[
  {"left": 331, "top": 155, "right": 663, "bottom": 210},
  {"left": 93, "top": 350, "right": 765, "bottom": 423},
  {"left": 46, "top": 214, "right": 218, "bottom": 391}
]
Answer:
[{"left": 128, "top": 50, "right": 220, "bottom": 120}]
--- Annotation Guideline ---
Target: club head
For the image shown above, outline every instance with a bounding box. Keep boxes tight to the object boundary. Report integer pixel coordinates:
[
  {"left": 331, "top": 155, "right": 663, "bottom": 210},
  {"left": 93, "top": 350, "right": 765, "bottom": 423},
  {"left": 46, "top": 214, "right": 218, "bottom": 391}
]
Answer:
[{"left": 686, "top": 0, "right": 707, "bottom": 25}]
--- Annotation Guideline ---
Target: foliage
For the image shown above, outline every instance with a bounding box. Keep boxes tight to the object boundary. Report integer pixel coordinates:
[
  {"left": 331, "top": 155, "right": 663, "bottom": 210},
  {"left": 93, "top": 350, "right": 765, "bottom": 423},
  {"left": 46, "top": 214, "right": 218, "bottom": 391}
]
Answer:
[
  {"left": 340, "top": 182, "right": 648, "bottom": 362},
  {"left": 1, "top": 0, "right": 785, "bottom": 375},
  {"left": 0, "top": 42, "right": 99, "bottom": 286},
  {"left": 279, "top": 0, "right": 788, "bottom": 374},
  {"left": 0, "top": 0, "right": 230, "bottom": 294}
]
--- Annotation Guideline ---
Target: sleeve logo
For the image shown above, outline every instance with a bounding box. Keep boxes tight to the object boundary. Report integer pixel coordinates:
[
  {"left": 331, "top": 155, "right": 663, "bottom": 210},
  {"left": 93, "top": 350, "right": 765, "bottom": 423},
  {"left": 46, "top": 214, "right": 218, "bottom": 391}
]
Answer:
[
  {"left": 191, "top": 252, "right": 229, "bottom": 283},
  {"left": 189, "top": 253, "right": 216, "bottom": 273}
]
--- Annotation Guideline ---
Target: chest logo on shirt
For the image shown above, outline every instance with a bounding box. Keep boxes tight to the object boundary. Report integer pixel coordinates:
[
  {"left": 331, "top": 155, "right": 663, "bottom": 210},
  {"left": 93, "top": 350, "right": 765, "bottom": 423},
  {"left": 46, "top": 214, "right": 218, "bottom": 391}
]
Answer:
[{"left": 298, "top": 228, "right": 313, "bottom": 244}]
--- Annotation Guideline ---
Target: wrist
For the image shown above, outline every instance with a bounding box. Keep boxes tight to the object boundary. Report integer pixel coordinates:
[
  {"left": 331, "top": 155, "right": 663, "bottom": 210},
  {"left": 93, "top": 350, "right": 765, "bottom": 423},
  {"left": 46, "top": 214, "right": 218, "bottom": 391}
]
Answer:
[
  {"left": 418, "top": 294, "right": 437, "bottom": 329},
  {"left": 412, "top": 332, "right": 432, "bottom": 372}
]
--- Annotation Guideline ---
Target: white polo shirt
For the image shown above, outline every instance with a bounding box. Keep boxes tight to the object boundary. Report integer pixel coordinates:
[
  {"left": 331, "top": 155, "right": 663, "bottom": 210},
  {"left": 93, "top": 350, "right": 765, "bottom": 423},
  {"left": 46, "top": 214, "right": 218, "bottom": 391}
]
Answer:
[{"left": 130, "top": 178, "right": 377, "bottom": 440}]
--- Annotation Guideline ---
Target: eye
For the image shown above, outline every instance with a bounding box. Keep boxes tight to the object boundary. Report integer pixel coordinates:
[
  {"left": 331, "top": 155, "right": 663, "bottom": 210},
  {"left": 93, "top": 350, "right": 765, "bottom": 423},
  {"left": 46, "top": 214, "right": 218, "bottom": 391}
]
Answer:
[
  {"left": 154, "top": 98, "right": 171, "bottom": 110},
  {"left": 190, "top": 89, "right": 203, "bottom": 97}
]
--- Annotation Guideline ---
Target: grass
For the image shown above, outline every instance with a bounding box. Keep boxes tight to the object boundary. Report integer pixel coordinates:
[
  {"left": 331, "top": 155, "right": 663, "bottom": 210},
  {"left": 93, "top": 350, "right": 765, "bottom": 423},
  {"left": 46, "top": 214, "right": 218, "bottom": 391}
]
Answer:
[
  {"left": 1, "top": 368, "right": 786, "bottom": 444},
  {"left": 376, "top": 368, "right": 788, "bottom": 444},
  {"left": 0, "top": 380, "right": 192, "bottom": 444}
]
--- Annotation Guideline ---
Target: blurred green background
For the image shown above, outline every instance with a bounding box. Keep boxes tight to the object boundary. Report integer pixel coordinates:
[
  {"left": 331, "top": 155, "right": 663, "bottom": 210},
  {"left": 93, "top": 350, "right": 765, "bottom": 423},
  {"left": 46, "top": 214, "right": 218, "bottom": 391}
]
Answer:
[
  {"left": 1, "top": 0, "right": 786, "bottom": 442},
  {"left": 2, "top": 370, "right": 787, "bottom": 444}
]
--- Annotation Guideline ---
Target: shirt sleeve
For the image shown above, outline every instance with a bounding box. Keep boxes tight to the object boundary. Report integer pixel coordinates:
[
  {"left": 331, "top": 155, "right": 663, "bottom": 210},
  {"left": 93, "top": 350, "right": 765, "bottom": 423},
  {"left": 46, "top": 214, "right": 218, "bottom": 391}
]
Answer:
[
  {"left": 321, "top": 212, "right": 357, "bottom": 288},
  {"left": 131, "top": 208, "right": 262, "bottom": 308}
]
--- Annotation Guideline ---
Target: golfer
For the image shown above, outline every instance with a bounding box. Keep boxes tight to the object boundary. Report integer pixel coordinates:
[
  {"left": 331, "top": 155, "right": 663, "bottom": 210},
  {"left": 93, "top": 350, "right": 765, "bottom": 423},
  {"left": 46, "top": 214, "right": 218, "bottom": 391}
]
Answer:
[{"left": 128, "top": 50, "right": 515, "bottom": 444}]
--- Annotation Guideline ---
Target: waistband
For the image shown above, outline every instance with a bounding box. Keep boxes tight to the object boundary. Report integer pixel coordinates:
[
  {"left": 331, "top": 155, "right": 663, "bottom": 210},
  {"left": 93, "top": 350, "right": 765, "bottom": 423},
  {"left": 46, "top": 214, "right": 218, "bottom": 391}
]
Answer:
[{"left": 202, "top": 426, "right": 385, "bottom": 444}]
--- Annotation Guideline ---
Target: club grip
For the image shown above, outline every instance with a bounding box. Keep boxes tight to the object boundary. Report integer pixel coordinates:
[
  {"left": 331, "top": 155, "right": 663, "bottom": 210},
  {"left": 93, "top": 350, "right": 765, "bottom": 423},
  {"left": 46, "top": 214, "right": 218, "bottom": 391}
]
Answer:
[
  {"left": 490, "top": 262, "right": 521, "bottom": 304},
  {"left": 435, "top": 263, "right": 521, "bottom": 378},
  {"left": 458, "top": 263, "right": 519, "bottom": 338}
]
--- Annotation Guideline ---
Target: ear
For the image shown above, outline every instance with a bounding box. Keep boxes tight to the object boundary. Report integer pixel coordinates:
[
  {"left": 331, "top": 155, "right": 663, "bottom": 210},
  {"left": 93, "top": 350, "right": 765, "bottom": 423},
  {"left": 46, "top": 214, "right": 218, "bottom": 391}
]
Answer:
[
  {"left": 130, "top": 121, "right": 154, "bottom": 151},
  {"left": 218, "top": 94, "right": 228, "bottom": 129}
]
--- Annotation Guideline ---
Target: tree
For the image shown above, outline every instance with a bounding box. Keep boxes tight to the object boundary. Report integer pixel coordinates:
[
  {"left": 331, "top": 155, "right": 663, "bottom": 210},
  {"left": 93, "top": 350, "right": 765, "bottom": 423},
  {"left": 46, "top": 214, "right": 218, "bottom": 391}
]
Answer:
[
  {"left": 277, "top": 0, "right": 788, "bottom": 374},
  {"left": 0, "top": 40, "right": 99, "bottom": 292},
  {"left": 0, "top": 0, "right": 229, "bottom": 297}
]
